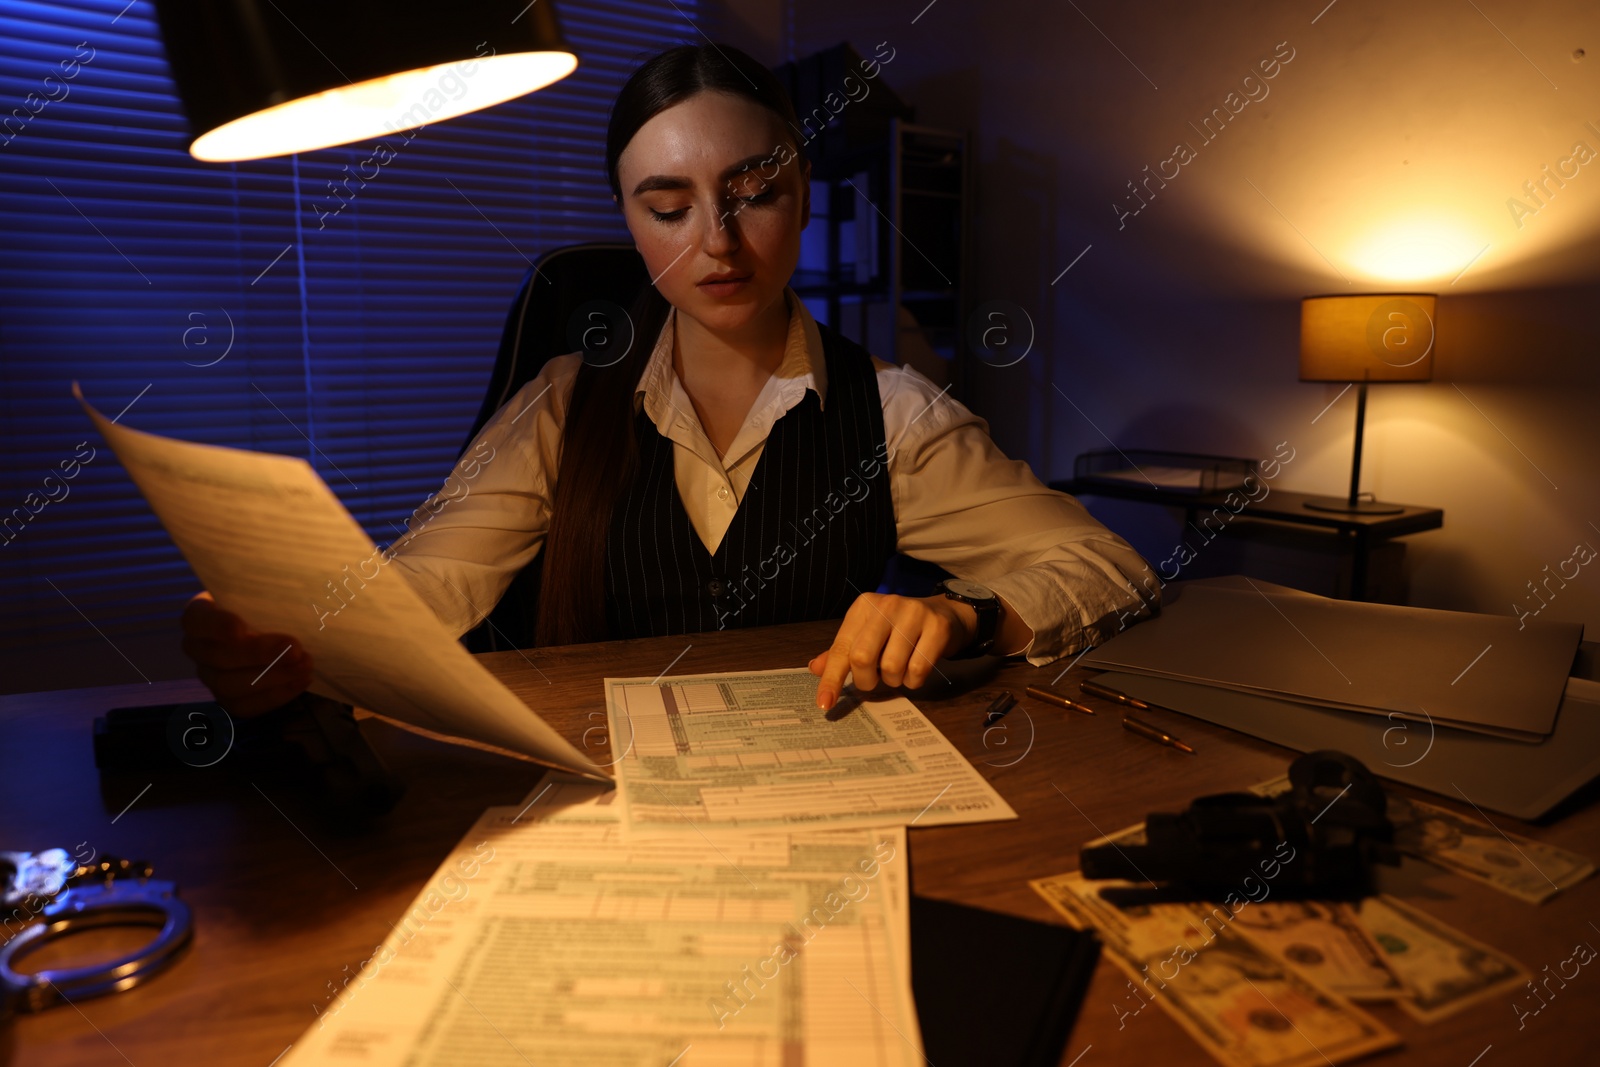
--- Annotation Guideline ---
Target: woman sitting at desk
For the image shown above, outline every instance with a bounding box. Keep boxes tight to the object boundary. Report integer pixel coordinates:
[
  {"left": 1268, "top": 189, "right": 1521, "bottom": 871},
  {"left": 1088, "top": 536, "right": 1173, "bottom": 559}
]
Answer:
[{"left": 180, "top": 43, "right": 1160, "bottom": 716}]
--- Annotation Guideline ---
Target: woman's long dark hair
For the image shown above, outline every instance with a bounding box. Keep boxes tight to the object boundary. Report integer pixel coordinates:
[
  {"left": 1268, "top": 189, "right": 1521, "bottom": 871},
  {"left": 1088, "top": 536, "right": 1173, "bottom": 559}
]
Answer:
[{"left": 534, "top": 44, "right": 809, "bottom": 646}]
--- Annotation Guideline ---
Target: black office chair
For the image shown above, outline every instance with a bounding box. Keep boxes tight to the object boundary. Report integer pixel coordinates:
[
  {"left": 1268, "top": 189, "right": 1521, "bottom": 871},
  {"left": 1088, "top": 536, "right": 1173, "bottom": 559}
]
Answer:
[
  {"left": 456, "top": 242, "right": 647, "bottom": 653},
  {"left": 456, "top": 242, "right": 950, "bottom": 653},
  {"left": 459, "top": 242, "right": 651, "bottom": 454}
]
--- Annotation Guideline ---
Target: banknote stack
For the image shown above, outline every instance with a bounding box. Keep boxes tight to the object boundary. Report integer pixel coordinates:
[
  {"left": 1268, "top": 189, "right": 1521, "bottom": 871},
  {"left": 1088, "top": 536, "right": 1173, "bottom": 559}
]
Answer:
[{"left": 1027, "top": 778, "right": 1587, "bottom": 1067}]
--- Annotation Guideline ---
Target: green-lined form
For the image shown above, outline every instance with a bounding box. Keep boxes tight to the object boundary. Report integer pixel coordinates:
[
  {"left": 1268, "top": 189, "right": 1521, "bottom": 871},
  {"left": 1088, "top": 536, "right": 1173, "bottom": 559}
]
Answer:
[{"left": 604, "top": 667, "right": 1017, "bottom": 832}]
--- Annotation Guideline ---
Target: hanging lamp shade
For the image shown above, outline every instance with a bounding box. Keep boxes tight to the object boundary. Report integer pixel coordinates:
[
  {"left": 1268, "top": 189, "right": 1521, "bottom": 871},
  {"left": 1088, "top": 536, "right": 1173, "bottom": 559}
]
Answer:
[{"left": 151, "top": 0, "right": 577, "bottom": 162}]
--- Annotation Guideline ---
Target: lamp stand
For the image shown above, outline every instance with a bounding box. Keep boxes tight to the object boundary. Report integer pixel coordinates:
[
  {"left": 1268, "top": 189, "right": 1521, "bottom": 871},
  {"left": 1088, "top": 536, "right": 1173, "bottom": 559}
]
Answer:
[{"left": 1304, "top": 380, "right": 1405, "bottom": 515}]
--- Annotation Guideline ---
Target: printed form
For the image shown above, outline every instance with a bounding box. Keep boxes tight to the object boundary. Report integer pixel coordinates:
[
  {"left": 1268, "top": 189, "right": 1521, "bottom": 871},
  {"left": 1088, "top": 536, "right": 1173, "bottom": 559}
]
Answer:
[
  {"left": 281, "top": 782, "right": 922, "bottom": 1067},
  {"left": 604, "top": 667, "right": 1017, "bottom": 831},
  {"left": 75, "top": 386, "right": 605, "bottom": 782}
]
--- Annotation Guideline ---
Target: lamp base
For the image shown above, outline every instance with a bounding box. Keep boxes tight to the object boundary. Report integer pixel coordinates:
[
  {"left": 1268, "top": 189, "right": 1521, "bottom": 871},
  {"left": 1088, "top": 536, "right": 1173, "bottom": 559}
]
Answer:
[{"left": 1302, "top": 496, "right": 1405, "bottom": 515}]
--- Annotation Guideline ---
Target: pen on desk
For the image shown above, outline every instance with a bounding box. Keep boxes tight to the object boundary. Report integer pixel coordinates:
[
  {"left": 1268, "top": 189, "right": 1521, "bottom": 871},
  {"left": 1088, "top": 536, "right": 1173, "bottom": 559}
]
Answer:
[
  {"left": 984, "top": 691, "right": 1016, "bottom": 725},
  {"left": 1024, "top": 685, "right": 1096, "bottom": 715},
  {"left": 1122, "top": 714, "right": 1196, "bottom": 755},
  {"left": 1079, "top": 678, "right": 1155, "bottom": 711}
]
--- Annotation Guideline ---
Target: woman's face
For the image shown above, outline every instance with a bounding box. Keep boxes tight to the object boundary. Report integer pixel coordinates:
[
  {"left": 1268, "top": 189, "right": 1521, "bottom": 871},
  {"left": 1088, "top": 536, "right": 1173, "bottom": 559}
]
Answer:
[{"left": 615, "top": 90, "right": 809, "bottom": 336}]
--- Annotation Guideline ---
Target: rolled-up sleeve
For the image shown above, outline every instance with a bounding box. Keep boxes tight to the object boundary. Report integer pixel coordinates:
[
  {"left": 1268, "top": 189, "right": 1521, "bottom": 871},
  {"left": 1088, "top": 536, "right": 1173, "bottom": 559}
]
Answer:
[
  {"left": 879, "top": 363, "right": 1161, "bottom": 666},
  {"left": 385, "top": 356, "right": 579, "bottom": 640}
]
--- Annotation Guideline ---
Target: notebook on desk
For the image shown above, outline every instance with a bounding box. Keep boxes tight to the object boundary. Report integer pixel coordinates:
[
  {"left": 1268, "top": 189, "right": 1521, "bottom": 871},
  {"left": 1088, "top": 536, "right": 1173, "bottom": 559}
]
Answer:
[{"left": 911, "top": 895, "right": 1101, "bottom": 1067}]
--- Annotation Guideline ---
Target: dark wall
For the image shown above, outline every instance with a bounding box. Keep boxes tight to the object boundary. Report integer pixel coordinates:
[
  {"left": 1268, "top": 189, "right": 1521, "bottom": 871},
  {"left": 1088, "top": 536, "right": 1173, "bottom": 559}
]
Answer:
[{"left": 771, "top": 0, "right": 1600, "bottom": 631}]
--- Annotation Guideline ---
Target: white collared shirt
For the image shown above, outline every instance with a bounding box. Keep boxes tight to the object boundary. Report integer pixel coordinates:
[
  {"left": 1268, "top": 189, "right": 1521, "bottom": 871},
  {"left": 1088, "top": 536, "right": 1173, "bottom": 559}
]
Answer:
[{"left": 390, "top": 287, "right": 1159, "bottom": 664}]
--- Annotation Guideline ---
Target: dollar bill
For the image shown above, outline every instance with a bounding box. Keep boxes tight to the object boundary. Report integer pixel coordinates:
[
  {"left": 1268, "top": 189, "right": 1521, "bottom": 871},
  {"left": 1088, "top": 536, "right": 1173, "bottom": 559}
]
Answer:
[
  {"left": 1354, "top": 894, "right": 1529, "bottom": 1023},
  {"left": 1385, "top": 795, "right": 1593, "bottom": 904},
  {"left": 1032, "top": 871, "right": 1401, "bottom": 1067},
  {"left": 1249, "top": 776, "right": 1594, "bottom": 904},
  {"left": 1227, "top": 902, "right": 1407, "bottom": 1001},
  {"left": 1083, "top": 812, "right": 1407, "bottom": 1000}
]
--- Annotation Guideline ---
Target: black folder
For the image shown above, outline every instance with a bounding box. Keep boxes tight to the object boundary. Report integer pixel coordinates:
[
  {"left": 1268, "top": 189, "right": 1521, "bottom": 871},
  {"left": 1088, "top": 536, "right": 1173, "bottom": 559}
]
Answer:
[{"left": 911, "top": 894, "right": 1101, "bottom": 1067}]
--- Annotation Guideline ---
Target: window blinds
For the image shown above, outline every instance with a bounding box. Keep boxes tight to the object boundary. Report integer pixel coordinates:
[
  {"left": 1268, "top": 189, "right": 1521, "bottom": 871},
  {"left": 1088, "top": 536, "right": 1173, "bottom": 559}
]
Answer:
[{"left": 0, "top": 0, "right": 698, "bottom": 684}]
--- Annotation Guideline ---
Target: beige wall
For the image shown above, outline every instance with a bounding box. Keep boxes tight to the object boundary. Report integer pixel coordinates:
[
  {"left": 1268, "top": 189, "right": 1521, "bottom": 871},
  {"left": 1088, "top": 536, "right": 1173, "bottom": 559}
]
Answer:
[{"left": 768, "top": 0, "right": 1600, "bottom": 634}]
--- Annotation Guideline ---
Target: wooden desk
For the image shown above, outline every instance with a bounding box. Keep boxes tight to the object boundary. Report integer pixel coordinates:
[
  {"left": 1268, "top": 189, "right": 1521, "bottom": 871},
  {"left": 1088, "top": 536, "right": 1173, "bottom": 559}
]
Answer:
[
  {"left": 3, "top": 620, "right": 1594, "bottom": 1066},
  {"left": 1054, "top": 479, "right": 1445, "bottom": 601}
]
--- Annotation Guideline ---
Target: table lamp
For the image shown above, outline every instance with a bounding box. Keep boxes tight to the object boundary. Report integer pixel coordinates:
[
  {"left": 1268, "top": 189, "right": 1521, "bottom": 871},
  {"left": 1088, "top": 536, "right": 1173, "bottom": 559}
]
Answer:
[
  {"left": 1299, "top": 293, "right": 1436, "bottom": 515},
  {"left": 151, "top": 0, "right": 577, "bottom": 162}
]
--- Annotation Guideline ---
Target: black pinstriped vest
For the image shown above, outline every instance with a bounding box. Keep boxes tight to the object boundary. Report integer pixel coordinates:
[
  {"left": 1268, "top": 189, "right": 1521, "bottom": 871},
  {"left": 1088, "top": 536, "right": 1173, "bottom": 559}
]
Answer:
[{"left": 603, "top": 322, "right": 898, "bottom": 638}]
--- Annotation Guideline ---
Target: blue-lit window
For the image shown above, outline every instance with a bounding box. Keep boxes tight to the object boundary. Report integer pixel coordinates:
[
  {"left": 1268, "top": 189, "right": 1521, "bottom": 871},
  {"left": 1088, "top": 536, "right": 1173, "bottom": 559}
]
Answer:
[{"left": 0, "top": 0, "right": 698, "bottom": 689}]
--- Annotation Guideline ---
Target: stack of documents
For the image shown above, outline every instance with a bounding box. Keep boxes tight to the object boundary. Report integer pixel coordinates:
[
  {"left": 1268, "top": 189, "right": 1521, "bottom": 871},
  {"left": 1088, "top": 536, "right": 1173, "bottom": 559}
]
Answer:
[
  {"left": 1083, "top": 576, "right": 1580, "bottom": 740},
  {"left": 273, "top": 659, "right": 1024, "bottom": 1067},
  {"left": 284, "top": 781, "right": 925, "bottom": 1066},
  {"left": 1081, "top": 576, "right": 1592, "bottom": 817},
  {"left": 282, "top": 659, "right": 1026, "bottom": 1066},
  {"left": 279, "top": 671, "right": 1023, "bottom": 1065}
]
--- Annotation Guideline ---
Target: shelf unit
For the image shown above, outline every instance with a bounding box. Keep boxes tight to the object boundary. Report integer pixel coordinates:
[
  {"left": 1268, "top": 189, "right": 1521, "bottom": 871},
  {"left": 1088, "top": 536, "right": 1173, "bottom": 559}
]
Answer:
[{"left": 792, "top": 119, "right": 971, "bottom": 393}]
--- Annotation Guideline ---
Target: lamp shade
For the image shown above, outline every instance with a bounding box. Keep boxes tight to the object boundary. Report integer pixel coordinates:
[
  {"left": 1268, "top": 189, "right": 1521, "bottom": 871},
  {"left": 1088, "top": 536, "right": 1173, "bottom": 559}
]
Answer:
[
  {"left": 151, "top": 0, "right": 577, "bottom": 162},
  {"left": 1299, "top": 294, "right": 1436, "bottom": 383}
]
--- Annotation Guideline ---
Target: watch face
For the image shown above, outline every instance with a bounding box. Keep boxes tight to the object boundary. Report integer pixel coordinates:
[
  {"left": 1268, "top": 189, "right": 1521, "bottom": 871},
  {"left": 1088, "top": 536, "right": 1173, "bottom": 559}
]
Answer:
[{"left": 943, "top": 579, "right": 995, "bottom": 602}]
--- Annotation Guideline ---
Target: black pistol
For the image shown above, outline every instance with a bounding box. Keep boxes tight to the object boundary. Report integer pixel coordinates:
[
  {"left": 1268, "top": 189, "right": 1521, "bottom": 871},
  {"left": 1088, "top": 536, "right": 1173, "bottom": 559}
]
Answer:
[{"left": 1080, "top": 750, "right": 1400, "bottom": 907}]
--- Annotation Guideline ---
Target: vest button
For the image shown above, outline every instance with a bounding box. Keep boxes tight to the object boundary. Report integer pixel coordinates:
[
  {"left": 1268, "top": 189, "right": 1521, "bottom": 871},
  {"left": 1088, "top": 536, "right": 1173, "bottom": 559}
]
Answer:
[{"left": 707, "top": 578, "right": 725, "bottom": 598}]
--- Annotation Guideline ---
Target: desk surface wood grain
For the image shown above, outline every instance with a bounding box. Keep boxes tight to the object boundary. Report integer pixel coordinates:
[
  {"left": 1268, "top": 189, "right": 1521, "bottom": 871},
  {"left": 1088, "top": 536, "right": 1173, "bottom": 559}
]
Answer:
[{"left": 3, "top": 619, "right": 1596, "bottom": 1066}]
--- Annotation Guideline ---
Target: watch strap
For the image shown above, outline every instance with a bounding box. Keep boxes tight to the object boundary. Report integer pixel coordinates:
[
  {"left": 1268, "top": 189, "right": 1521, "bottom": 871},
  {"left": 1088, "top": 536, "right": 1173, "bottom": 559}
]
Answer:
[{"left": 936, "top": 580, "right": 1000, "bottom": 659}]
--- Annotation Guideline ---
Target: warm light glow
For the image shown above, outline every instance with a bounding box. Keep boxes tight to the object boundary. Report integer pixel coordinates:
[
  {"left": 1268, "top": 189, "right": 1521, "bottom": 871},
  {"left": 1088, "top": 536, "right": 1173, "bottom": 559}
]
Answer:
[
  {"left": 1300, "top": 294, "right": 1435, "bottom": 382},
  {"left": 190, "top": 51, "right": 578, "bottom": 162},
  {"left": 1342, "top": 216, "right": 1489, "bottom": 283}
]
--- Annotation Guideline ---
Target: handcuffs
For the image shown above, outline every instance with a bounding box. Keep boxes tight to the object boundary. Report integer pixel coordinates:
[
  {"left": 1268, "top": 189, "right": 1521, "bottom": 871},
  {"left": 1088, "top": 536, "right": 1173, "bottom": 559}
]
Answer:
[{"left": 0, "top": 849, "right": 192, "bottom": 1022}]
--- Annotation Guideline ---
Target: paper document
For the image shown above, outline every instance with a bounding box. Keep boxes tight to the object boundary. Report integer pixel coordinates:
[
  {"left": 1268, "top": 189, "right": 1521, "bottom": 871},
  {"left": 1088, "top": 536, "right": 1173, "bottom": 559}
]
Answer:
[
  {"left": 282, "top": 783, "right": 922, "bottom": 1067},
  {"left": 604, "top": 667, "right": 1017, "bottom": 832},
  {"left": 1082, "top": 577, "right": 1581, "bottom": 740},
  {"left": 76, "top": 385, "right": 604, "bottom": 782}
]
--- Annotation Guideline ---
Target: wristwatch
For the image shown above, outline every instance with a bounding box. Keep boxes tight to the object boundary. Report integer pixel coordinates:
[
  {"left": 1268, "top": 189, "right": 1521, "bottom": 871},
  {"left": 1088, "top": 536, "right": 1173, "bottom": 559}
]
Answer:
[{"left": 934, "top": 579, "right": 1001, "bottom": 659}]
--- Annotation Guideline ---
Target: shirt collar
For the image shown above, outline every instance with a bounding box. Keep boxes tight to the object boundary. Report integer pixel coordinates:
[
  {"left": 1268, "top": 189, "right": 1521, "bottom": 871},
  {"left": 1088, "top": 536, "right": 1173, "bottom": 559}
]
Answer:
[{"left": 634, "top": 286, "right": 829, "bottom": 418}]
